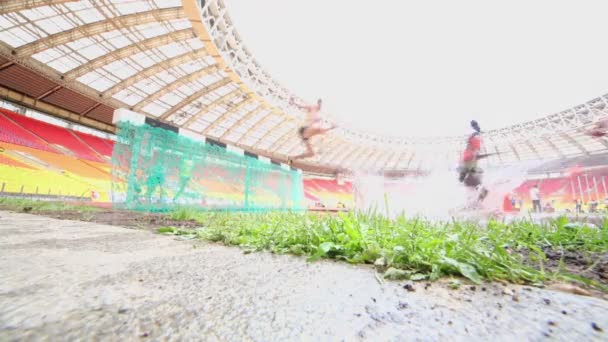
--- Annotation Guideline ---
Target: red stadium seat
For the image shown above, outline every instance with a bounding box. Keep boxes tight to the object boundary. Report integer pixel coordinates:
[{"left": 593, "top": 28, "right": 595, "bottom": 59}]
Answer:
[
  {"left": 0, "top": 109, "right": 53, "bottom": 151},
  {"left": 72, "top": 131, "right": 114, "bottom": 158},
  {"left": 2, "top": 110, "right": 103, "bottom": 162}
]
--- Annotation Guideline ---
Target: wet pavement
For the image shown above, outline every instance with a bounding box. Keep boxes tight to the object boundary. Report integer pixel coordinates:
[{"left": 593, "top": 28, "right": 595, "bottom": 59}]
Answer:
[{"left": 1, "top": 211, "right": 607, "bottom": 341}]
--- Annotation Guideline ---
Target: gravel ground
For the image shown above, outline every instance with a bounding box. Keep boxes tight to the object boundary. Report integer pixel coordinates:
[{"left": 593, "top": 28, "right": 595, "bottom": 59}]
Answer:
[{"left": 1, "top": 210, "right": 607, "bottom": 341}]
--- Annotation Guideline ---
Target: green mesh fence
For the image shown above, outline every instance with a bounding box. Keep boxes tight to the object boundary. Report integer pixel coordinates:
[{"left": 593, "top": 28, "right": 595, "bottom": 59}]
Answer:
[{"left": 111, "top": 122, "right": 304, "bottom": 212}]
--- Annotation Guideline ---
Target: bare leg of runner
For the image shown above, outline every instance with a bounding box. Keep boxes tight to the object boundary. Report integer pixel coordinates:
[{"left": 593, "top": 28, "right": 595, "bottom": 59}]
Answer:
[
  {"left": 288, "top": 123, "right": 337, "bottom": 163},
  {"left": 290, "top": 140, "right": 315, "bottom": 161}
]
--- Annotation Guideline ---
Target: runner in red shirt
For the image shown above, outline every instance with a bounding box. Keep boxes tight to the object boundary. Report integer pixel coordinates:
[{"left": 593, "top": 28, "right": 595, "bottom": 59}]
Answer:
[{"left": 458, "top": 120, "right": 488, "bottom": 203}]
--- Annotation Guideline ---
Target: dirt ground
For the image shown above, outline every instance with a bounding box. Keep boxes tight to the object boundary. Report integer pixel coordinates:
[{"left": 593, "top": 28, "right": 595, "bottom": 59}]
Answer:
[
  {"left": 544, "top": 248, "right": 608, "bottom": 285},
  {"left": 0, "top": 205, "right": 200, "bottom": 230},
  {"left": 1, "top": 211, "right": 607, "bottom": 340}
]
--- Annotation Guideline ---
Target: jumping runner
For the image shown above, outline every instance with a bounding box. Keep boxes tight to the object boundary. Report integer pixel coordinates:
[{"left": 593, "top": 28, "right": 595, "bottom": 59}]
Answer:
[
  {"left": 287, "top": 97, "right": 337, "bottom": 164},
  {"left": 585, "top": 118, "right": 608, "bottom": 138},
  {"left": 458, "top": 120, "right": 489, "bottom": 205}
]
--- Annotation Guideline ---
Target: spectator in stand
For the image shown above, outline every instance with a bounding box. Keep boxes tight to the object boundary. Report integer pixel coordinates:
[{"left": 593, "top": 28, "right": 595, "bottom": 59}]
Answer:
[
  {"left": 518, "top": 197, "right": 523, "bottom": 210},
  {"left": 575, "top": 198, "right": 582, "bottom": 213},
  {"left": 530, "top": 184, "right": 541, "bottom": 213},
  {"left": 589, "top": 200, "right": 598, "bottom": 213},
  {"left": 503, "top": 193, "right": 514, "bottom": 212}
]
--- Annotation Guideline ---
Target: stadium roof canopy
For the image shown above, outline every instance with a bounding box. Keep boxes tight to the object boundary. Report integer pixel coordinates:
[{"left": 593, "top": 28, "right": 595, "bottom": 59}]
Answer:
[{"left": 0, "top": 0, "right": 607, "bottom": 173}]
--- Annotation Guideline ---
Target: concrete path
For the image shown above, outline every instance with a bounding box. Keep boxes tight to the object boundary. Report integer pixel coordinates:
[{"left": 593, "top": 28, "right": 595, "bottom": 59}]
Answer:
[{"left": 1, "top": 211, "right": 607, "bottom": 341}]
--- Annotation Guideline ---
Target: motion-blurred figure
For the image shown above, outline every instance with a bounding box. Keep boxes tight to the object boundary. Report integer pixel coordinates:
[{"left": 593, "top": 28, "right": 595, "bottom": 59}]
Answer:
[
  {"left": 458, "top": 120, "right": 489, "bottom": 207},
  {"left": 585, "top": 118, "right": 608, "bottom": 138},
  {"left": 288, "top": 97, "right": 337, "bottom": 164}
]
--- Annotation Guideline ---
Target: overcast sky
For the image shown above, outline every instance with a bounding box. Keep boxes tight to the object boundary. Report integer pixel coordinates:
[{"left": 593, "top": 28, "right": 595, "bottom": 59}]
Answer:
[{"left": 226, "top": 0, "right": 608, "bottom": 137}]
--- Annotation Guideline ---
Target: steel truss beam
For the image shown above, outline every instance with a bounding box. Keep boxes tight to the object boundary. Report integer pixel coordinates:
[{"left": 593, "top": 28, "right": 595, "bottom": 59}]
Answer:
[
  {"left": 272, "top": 128, "right": 299, "bottom": 154},
  {"left": 172, "top": 87, "right": 239, "bottom": 124},
  {"left": 103, "top": 49, "right": 208, "bottom": 99},
  {"left": 354, "top": 148, "right": 377, "bottom": 169},
  {"left": 199, "top": 0, "right": 295, "bottom": 119},
  {"left": 560, "top": 132, "right": 590, "bottom": 155},
  {"left": 316, "top": 138, "right": 344, "bottom": 163},
  {"left": 236, "top": 110, "right": 278, "bottom": 144},
  {"left": 36, "top": 85, "right": 62, "bottom": 100},
  {"left": 220, "top": 105, "right": 264, "bottom": 140},
  {"left": 184, "top": 89, "right": 242, "bottom": 127},
  {"left": 64, "top": 29, "right": 195, "bottom": 80},
  {"left": 130, "top": 65, "right": 223, "bottom": 110},
  {"left": 252, "top": 117, "right": 290, "bottom": 147},
  {"left": 341, "top": 146, "right": 367, "bottom": 168},
  {"left": 524, "top": 141, "right": 542, "bottom": 160},
  {"left": 387, "top": 149, "right": 408, "bottom": 170},
  {"left": 14, "top": 7, "right": 185, "bottom": 57},
  {"left": 364, "top": 151, "right": 386, "bottom": 170},
  {"left": 251, "top": 117, "right": 289, "bottom": 148},
  {"left": 334, "top": 144, "right": 361, "bottom": 167},
  {"left": 0, "top": 0, "right": 77, "bottom": 14},
  {"left": 542, "top": 137, "right": 565, "bottom": 158},
  {"left": 202, "top": 96, "right": 252, "bottom": 135},
  {"left": 380, "top": 150, "right": 399, "bottom": 169}
]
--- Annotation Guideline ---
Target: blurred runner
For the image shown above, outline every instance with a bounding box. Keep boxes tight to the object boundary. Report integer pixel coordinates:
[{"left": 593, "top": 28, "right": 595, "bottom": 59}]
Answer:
[{"left": 288, "top": 97, "right": 337, "bottom": 164}]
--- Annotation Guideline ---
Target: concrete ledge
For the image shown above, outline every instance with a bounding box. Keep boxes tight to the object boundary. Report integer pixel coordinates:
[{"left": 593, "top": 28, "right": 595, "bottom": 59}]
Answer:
[{"left": 112, "top": 108, "right": 146, "bottom": 125}]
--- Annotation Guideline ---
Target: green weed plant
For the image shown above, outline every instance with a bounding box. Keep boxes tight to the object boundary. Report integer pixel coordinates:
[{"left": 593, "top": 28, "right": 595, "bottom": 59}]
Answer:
[{"left": 173, "top": 209, "right": 607, "bottom": 290}]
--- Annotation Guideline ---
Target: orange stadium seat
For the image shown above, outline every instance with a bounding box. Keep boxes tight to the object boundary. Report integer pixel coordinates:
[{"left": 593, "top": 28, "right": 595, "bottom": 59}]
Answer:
[{"left": 304, "top": 178, "right": 353, "bottom": 208}]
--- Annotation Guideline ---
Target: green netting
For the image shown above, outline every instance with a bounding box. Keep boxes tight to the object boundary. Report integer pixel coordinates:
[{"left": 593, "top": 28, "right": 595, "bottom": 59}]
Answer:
[{"left": 111, "top": 122, "right": 304, "bottom": 212}]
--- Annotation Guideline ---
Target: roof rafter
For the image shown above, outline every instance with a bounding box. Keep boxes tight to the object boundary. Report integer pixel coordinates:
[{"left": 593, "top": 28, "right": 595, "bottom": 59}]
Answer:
[
  {"left": 0, "top": 0, "right": 77, "bottom": 14},
  {"left": 315, "top": 138, "right": 343, "bottom": 163},
  {"left": 158, "top": 79, "right": 233, "bottom": 121},
  {"left": 270, "top": 127, "right": 297, "bottom": 153},
  {"left": 358, "top": 148, "right": 379, "bottom": 169},
  {"left": 219, "top": 105, "right": 264, "bottom": 140},
  {"left": 405, "top": 152, "right": 416, "bottom": 169},
  {"left": 542, "top": 137, "right": 565, "bottom": 158},
  {"left": 179, "top": 88, "right": 240, "bottom": 126},
  {"left": 129, "top": 65, "right": 223, "bottom": 110},
  {"left": 347, "top": 147, "right": 372, "bottom": 168},
  {"left": 560, "top": 132, "right": 590, "bottom": 155},
  {"left": 386, "top": 149, "right": 408, "bottom": 169},
  {"left": 524, "top": 140, "right": 542, "bottom": 160},
  {"left": 575, "top": 127, "right": 608, "bottom": 149},
  {"left": 252, "top": 117, "right": 290, "bottom": 147},
  {"left": 14, "top": 7, "right": 185, "bottom": 57},
  {"left": 333, "top": 144, "right": 360, "bottom": 166},
  {"left": 202, "top": 96, "right": 253, "bottom": 135},
  {"left": 362, "top": 150, "right": 383, "bottom": 170},
  {"left": 510, "top": 144, "right": 521, "bottom": 161},
  {"left": 236, "top": 110, "right": 278, "bottom": 144},
  {"left": 63, "top": 29, "right": 195, "bottom": 80},
  {"left": 102, "top": 49, "right": 209, "bottom": 98}
]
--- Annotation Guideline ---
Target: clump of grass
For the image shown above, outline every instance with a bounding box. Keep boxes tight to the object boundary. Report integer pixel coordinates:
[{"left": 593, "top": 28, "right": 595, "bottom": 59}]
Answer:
[
  {"left": 169, "top": 207, "right": 202, "bottom": 222},
  {"left": 0, "top": 197, "right": 99, "bottom": 212},
  {"left": 181, "top": 210, "right": 608, "bottom": 291}
]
